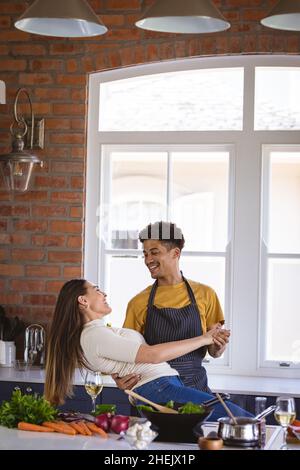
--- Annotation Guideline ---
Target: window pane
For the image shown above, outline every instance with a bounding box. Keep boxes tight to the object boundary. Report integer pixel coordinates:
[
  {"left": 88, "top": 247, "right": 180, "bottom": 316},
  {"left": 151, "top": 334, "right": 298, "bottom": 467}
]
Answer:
[
  {"left": 255, "top": 67, "right": 300, "bottom": 130},
  {"left": 107, "top": 152, "right": 167, "bottom": 249},
  {"left": 106, "top": 255, "right": 152, "bottom": 327},
  {"left": 99, "top": 68, "right": 244, "bottom": 131},
  {"left": 180, "top": 256, "right": 225, "bottom": 312},
  {"left": 266, "top": 259, "right": 300, "bottom": 362},
  {"left": 171, "top": 152, "right": 229, "bottom": 251},
  {"left": 268, "top": 152, "right": 300, "bottom": 253}
]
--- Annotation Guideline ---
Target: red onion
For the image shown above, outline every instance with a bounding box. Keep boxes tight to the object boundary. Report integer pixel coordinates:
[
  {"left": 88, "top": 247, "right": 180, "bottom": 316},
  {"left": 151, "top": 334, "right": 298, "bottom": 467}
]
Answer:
[
  {"left": 110, "top": 415, "right": 130, "bottom": 434},
  {"left": 94, "top": 413, "right": 112, "bottom": 432}
]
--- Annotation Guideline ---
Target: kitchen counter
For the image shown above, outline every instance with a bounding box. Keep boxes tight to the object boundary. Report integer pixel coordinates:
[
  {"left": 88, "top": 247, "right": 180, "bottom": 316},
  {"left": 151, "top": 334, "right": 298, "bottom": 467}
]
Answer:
[
  {"left": 0, "top": 422, "right": 296, "bottom": 451},
  {"left": 0, "top": 367, "right": 299, "bottom": 397}
]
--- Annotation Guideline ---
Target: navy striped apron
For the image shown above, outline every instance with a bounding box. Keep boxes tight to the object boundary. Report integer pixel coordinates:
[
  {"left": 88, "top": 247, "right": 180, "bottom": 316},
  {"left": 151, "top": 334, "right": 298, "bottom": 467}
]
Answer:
[{"left": 144, "top": 275, "right": 211, "bottom": 393}]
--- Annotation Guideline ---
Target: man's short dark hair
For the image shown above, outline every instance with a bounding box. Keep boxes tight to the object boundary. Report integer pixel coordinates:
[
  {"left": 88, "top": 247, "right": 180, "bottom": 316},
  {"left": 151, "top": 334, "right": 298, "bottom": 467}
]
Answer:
[{"left": 139, "top": 221, "right": 185, "bottom": 251}]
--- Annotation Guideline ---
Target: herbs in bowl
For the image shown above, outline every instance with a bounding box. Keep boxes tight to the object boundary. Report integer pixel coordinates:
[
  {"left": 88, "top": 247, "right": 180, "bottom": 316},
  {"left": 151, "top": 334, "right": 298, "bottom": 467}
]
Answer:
[{"left": 136, "top": 401, "right": 211, "bottom": 443}]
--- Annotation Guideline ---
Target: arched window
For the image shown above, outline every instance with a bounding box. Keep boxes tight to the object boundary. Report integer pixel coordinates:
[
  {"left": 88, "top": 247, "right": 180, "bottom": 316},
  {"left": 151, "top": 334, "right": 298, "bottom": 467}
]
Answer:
[{"left": 86, "top": 56, "right": 300, "bottom": 377}]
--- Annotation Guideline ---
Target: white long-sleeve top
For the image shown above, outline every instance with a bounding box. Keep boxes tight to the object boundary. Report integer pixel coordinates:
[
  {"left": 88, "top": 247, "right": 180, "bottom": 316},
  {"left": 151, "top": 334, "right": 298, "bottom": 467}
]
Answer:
[{"left": 80, "top": 319, "right": 178, "bottom": 389}]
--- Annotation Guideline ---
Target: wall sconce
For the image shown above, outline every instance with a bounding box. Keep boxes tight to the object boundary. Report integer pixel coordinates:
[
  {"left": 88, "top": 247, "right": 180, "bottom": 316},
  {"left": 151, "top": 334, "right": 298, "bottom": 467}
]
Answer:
[{"left": 0, "top": 88, "right": 44, "bottom": 192}]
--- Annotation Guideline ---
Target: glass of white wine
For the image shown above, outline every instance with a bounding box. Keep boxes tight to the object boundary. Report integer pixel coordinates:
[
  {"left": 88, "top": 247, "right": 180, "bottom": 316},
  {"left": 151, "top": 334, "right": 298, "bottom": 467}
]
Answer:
[
  {"left": 274, "top": 396, "right": 296, "bottom": 450},
  {"left": 84, "top": 371, "right": 103, "bottom": 414}
]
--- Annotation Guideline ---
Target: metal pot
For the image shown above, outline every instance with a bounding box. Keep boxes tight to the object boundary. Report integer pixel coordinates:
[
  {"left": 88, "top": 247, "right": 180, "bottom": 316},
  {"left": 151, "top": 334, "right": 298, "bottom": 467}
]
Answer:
[{"left": 217, "top": 405, "right": 276, "bottom": 447}]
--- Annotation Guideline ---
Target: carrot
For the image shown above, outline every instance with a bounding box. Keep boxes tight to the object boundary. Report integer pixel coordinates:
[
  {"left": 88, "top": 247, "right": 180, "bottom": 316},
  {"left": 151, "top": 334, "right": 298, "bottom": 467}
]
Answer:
[
  {"left": 85, "top": 421, "right": 108, "bottom": 438},
  {"left": 18, "top": 422, "right": 55, "bottom": 433},
  {"left": 79, "top": 421, "right": 92, "bottom": 436},
  {"left": 69, "top": 421, "right": 87, "bottom": 436},
  {"left": 42, "top": 421, "right": 76, "bottom": 435},
  {"left": 54, "top": 420, "right": 78, "bottom": 434}
]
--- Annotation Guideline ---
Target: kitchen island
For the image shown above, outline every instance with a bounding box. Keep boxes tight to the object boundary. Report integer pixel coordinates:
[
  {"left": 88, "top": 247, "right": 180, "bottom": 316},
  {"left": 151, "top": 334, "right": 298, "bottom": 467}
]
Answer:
[{"left": 0, "top": 422, "right": 297, "bottom": 451}]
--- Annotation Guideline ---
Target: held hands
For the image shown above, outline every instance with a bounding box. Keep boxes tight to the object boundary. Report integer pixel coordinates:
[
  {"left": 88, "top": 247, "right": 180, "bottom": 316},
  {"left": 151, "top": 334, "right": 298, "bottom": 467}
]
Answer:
[
  {"left": 206, "top": 323, "right": 231, "bottom": 357},
  {"left": 203, "top": 324, "right": 230, "bottom": 347},
  {"left": 111, "top": 373, "right": 141, "bottom": 391}
]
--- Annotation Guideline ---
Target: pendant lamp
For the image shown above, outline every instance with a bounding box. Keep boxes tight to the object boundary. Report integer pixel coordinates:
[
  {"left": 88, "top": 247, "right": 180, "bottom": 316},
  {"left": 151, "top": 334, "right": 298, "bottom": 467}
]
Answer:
[
  {"left": 15, "top": 0, "right": 107, "bottom": 37},
  {"left": 135, "top": 0, "right": 230, "bottom": 34},
  {"left": 261, "top": 0, "right": 300, "bottom": 31}
]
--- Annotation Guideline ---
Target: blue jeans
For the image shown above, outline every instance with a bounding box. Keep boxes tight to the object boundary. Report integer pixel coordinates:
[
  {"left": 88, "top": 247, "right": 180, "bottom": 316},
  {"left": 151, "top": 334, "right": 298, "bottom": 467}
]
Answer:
[{"left": 135, "top": 375, "right": 253, "bottom": 422}]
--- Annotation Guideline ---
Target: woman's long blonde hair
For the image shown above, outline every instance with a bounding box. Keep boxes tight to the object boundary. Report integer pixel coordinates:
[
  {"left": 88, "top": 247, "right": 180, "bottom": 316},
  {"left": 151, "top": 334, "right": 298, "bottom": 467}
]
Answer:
[{"left": 45, "top": 279, "right": 90, "bottom": 405}]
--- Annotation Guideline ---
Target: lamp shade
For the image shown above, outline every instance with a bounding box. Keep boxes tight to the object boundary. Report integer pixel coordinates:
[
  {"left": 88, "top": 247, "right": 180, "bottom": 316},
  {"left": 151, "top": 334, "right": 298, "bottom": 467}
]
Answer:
[
  {"left": 261, "top": 0, "right": 300, "bottom": 31},
  {"left": 15, "top": 0, "right": 107, "bottom": 37},
  {"left": 135, "top": 0, "right": 230, "bottom": 34}
]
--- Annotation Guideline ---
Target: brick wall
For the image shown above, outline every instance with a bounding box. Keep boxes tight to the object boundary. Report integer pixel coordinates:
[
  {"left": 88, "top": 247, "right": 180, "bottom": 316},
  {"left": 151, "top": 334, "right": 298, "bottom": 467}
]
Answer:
[{"left": 0, "top": 0, "right": 299, "bottom": 338}]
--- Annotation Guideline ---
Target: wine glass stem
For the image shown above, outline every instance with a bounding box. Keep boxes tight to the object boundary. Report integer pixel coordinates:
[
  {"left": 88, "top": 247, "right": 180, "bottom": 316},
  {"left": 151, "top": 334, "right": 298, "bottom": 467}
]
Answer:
[
  {"left": 92, "top": 397, "right": 96, "bottom": 413},
  {"left": 282, "top": 426, "right": 288, "bottom": 449}
]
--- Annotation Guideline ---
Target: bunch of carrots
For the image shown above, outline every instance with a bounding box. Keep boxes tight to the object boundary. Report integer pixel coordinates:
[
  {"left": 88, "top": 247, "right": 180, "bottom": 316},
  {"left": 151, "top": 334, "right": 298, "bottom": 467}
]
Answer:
[{"left": 17, "top": 420, "right": 107, "bottom": 438}]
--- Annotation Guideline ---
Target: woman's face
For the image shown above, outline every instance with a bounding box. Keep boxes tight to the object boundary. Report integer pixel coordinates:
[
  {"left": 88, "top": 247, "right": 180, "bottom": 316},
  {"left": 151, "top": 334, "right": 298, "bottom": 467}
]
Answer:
[{"left": 81, "top": 282, "right": 112, "bottom": 318}]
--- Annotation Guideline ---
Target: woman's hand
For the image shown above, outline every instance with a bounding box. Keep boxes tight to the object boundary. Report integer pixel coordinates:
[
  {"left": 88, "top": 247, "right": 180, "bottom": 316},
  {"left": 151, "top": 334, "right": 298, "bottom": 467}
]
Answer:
[
  {"left": 111, "top": 373, "right": 141, "bottom": 391},
  {"left": 207, "top": 326, "right": 230, "bottom": 357},
  {"left": 202, "top": 327, "right": 222, "bottom": 345}
]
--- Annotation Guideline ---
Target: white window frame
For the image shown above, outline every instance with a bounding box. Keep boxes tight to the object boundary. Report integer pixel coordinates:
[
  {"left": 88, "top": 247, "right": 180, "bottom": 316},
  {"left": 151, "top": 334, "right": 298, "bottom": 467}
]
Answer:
[
  {"left": 259, "top": 145, "right": 300, "bottom": 371},
  {"left": 85, "top": 55, "right": 300, "bottom": 379}
]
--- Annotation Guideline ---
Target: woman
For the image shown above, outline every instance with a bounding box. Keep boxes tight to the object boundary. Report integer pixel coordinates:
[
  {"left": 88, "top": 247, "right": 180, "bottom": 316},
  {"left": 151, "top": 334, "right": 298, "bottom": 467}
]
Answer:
[{"left": 45, "top": 279, "right": 252, "bottom": 421}]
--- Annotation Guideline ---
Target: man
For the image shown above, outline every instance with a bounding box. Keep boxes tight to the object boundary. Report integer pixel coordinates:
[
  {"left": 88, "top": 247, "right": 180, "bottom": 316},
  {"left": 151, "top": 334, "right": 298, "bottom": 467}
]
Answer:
[{"left": 113, "top": 221, "right": 229, "bottom": 393}]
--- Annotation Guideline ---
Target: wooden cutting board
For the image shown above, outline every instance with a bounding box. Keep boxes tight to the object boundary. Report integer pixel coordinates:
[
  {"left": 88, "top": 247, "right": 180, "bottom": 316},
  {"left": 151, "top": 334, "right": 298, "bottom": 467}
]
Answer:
[{"left": 287, "top": 435, "right": 300, "bottom": 445}]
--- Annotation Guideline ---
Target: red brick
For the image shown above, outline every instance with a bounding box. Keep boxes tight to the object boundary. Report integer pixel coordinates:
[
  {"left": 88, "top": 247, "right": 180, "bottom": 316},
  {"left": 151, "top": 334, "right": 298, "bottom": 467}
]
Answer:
[
  {"left": 50, "top": 133, "right": 84, "bottom": 145},
  {"left": 32, "top": 205, "right": 67, "bottom": 217},
  {"left": 10, "top": 280, "right": 46, "bottom": 292},
  {"left": 67, "top": 236, "right": 82, "bottom": 248},
  {"left": 63, "top": 266, "right": 82, "bottom": 278},
  {"left": 46, "top": 280, "right": 65, "bottom": 293},
  {"left": 0, "top": 205, "right": 30, "bottom": 216},
  {"left": 71, "top": 119, "right": 85, "bottom": 130},
  {"left": 26, "top": 265, "right": 61, "bottom": 277},
  {"left": 14, "top": 191, "right": 48, "bottom": 202},
  {"left": 34, "top": 88, "right": 70, "bottom": 100},
  {"left": 12, "top": 249, "right": 45, "bottom": 261},
  {"left": 30, "top": 59, "right": 63, "bottom": 72},
  {"left": 11, "top": 44, "right": 47, "bottom": 56},
  {"left": 71, "top": 176, "right": 84, "bottom": 189},
  {"left": 19, "top": 73, "right": 53, "bottom": 85},
  {"left": 14, "top": 220, "right": 48, "bottom": 232},
  {"left": 0, "top": 264, "right": 24, "bottom": 276},
  {"left": 50, "top": 43, "right": 85, "bottom": 55},
  {"left": 34, "top": 176, "right": 67, "bottom": 188},
  {"left": 53, "top": 103, "right": 85, "bottom": 115},
  {"left": 51, "top": 192, "right": 83, "bottom": 203},
  {"left": 50, "top": 220, "right": 82, "bottom": 233},
  {"left": 48, "top": 251, "right": 81, "bottom": 263},
  {"left": 0, "top": 30, "right": 30, "bottom": 41},
  {"left": 0, "top": 233, "right": 29, "bottom": 245},
  {"left": 31, "top": 235, "right": 65, "bottom": 247},
  {"left": 0, "top": 293, "right": 22, "bottom": 304},
  {"left": 51, "top": 161, "right": 84, "bottom": 173},
  {"left": 24, "top": 294, "right": 56, "bottom": 306},
  {"left": 56, "top": 75, "right": 86, "bottom": 86},
  {"left": 70, "top": 207, "right": 82, "bottom": 218},
  {"left": 106, "top": 0, "right": 140, "bottom": 10},
  {"left": 0, "top": 248, "right": 8, "bottom": 261},
  {"left": 0, "top": 59, "right": 26, "bottom": 71}
]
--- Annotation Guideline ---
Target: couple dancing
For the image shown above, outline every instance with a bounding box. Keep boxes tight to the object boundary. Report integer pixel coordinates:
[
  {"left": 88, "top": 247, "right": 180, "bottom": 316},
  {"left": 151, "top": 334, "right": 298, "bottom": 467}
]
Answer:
[{"left": 45, "top": 222, "right": 252, "bottom": 421}]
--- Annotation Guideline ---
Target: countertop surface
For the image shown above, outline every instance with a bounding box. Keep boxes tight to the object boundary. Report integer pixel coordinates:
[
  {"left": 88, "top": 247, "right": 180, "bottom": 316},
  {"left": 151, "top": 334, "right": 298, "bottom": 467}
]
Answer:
[
  {"left": 0, "top": 367, "right": 299, "bottom": 397},
  {"left": 0, "top": 422, "right": 293, "bottom": 451}
]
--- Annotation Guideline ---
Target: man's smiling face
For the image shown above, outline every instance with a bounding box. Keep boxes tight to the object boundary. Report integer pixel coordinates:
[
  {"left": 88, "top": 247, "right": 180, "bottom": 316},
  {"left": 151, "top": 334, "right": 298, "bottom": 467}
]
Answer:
[{"left": 143, "top": 239, "right": 179, "bottom": 279}]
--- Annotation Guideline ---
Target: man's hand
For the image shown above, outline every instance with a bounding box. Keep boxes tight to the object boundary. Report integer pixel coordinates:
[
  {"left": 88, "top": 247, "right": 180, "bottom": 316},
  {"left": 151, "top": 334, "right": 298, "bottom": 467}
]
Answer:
[
  {"left": 111, "top": 373, "right": 141, "bottom": 391},
  {"left": 207, "top": 323, "right": 230, "bottom": 358}
]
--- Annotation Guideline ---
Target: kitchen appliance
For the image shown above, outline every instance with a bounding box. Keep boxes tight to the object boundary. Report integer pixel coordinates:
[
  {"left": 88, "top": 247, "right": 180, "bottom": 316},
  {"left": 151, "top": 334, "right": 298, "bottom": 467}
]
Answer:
[
  {"left": 24, "top": 324, "right": 45, "bottom": 367},
  {"left": 216, "top": 405, "right": 277, "bottom": 447}
]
